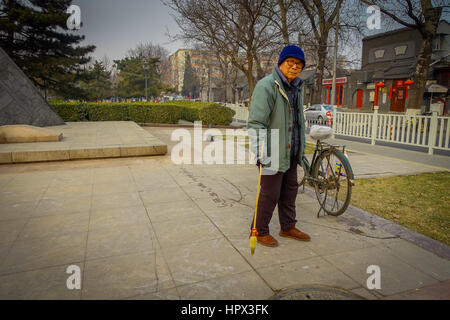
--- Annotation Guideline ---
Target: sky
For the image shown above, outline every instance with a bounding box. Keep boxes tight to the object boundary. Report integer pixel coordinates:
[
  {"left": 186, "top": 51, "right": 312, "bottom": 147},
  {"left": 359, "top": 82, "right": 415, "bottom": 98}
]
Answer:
[
  {"left": 72, "top": 0, "right": 184, "bottom": 61},
  {"left": 70, "top": 0, "right": 449, "bottom": 66}
]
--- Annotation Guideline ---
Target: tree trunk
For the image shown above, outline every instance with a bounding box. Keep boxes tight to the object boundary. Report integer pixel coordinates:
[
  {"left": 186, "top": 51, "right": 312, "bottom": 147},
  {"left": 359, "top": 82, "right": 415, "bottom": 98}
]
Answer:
[
  {"left": 254, "top": 53, "right": 265, "bottom": 82},
  {"left": 312, "top": 40, "right": 328, "bottom": 104},
  {"left": 407, "top": 35, "right": 434, "bottom": 110},
  {"left": 246, "top": 50, "right": 255, "bottom": 109},
  {"left": 246, "top": 69, "right": 254, "bottom": 110},
  {"left": 278, "top": 0, "right": 290, "bottom": 45},
  {"left": 232, "top": 68, "right": 238, "bottom": 104},
  {"left": 407, "top": 5, "right": 442, "bottom": 110}
]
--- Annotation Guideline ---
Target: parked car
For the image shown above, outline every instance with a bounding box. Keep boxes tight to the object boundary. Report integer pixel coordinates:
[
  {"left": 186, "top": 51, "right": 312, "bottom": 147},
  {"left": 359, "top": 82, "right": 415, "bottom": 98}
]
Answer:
[{"left": 304, "top": 104, "right": 340, "bottom": 124}]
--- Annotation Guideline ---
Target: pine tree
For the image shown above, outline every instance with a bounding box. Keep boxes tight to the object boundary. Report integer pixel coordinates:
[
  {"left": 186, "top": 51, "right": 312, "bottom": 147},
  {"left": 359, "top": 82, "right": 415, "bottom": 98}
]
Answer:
[
  {"left": 79, "top": 60, "right": 112, "bottom": 101},
  {"left": 114, "top": 56, "right": 162, "bottom": 99},
  {"left": 0, "top": 0, "right": 95, "bottom": 99}
]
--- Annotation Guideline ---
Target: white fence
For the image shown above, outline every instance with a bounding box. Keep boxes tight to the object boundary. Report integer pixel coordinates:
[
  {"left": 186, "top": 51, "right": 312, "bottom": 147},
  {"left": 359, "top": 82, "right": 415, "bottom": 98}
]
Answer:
[
  {"left": 225, "top": 103, "right": 449, "bottom": 154},
  {"left": 333, "top": 110, "right": 450, "bottom": 155}
]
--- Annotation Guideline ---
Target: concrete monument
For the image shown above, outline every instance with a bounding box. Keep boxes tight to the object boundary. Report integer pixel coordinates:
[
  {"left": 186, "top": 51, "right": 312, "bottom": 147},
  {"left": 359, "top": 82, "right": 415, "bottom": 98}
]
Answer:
[{"left": 0, "top": 47, "right": 65, "bottom": 127}]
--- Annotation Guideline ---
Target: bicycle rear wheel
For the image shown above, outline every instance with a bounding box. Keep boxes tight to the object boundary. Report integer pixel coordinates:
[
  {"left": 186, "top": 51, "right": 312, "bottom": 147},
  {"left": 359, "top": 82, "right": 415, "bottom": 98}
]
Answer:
[
  {"left": 297, "top": 156, "right": 310, "bottom": 192},
  {"left": 313, "top": 149, "right": 353, "bottom": 216}
]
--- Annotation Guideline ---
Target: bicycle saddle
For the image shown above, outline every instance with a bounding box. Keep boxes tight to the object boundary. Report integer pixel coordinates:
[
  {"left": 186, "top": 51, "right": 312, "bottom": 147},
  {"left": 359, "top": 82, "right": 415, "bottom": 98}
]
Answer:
[{"left": 310, "top": 125, "right": 332, "bottom": 140}]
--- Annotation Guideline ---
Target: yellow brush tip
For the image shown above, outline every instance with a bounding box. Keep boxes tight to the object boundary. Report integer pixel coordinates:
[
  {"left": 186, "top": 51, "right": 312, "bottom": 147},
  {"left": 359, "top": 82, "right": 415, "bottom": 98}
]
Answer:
[{"left": 250, "top": 236, "right": 257, "bottom": 256}]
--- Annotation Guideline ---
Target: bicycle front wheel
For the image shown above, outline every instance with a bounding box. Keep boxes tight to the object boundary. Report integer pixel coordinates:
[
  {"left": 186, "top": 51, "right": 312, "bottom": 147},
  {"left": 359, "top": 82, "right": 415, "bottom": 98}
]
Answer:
[{"left": 313, "top": 149, "right": 353, "bottom": 216}]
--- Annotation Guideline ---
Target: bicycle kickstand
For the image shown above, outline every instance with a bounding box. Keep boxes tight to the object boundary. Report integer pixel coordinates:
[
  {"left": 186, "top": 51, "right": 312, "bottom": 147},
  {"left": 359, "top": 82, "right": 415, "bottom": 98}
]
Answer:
[{"left": 317, "top": 206, "right": 325, "bottom": 218}]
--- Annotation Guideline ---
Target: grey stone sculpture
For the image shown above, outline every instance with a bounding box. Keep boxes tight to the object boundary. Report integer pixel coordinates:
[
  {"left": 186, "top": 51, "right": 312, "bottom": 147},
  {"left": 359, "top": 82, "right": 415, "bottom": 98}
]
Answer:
[{"left": 0, "top": 46, "right": 65, "bottom": 127}]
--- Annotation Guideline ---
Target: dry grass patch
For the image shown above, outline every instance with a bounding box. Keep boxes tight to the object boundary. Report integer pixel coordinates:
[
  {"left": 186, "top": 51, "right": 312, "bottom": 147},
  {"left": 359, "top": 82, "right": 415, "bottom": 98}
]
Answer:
[{"left": 351, "top": 172, "right": 450, "bottom": 245}]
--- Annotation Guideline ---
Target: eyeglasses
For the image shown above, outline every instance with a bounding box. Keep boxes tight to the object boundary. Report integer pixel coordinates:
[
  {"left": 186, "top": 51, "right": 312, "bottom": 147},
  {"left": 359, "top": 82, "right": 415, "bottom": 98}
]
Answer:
[{"left": 285, "top": 60, "right": 303, "bottom": 68}]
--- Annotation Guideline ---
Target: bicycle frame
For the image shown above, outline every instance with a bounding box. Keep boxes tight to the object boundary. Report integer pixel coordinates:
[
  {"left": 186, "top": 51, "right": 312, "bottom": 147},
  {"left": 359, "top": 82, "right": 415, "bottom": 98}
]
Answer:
[{"left": 301, "top": 140, "right": 349, "bottom": 187}]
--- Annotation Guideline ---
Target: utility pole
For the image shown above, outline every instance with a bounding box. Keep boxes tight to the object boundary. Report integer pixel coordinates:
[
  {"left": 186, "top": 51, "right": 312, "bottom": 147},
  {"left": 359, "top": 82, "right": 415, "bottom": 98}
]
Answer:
[{"left": 331, "top": 2, "right": 341, "bottom": 108}]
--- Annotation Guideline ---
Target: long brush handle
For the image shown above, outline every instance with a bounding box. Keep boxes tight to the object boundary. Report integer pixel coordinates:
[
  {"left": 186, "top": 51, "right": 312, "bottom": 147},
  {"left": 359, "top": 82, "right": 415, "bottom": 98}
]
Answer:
[{"left": 252, "top": 140, "right": 265, "bottom": 230}]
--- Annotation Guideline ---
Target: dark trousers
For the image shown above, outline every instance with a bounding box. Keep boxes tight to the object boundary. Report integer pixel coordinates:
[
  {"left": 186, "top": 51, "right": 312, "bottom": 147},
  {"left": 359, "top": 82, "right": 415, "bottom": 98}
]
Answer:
[{"left": 251, "top": 157, "right": 298, "bottom": 236}]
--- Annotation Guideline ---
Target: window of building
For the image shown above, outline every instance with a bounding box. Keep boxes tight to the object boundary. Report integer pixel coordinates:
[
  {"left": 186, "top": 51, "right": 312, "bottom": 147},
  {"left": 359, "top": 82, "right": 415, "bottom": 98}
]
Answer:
[
  {"left": 395, "top": 45, "right": 407, "bottom": 55},
  {"left": 374, "top": 49, "right": 385, "bottom": 59}
]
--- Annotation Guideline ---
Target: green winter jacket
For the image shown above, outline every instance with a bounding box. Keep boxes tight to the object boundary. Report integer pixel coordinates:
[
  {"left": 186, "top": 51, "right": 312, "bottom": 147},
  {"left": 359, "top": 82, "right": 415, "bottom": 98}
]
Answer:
[{"left": 247, "top": 69, "right": 306, "bottom": 173}]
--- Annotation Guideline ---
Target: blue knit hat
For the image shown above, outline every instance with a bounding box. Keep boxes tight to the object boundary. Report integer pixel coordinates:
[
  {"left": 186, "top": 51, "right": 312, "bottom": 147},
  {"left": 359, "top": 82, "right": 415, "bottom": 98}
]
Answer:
[{"left": 278, "top": 45, "right": 306, "bottom": 67}]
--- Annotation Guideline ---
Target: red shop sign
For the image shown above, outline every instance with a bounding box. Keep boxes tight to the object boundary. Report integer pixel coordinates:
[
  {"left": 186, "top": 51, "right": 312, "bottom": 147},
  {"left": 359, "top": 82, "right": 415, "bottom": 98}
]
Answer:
[{"left": 396, "top": 80, "right": 403, "bottom": 87}]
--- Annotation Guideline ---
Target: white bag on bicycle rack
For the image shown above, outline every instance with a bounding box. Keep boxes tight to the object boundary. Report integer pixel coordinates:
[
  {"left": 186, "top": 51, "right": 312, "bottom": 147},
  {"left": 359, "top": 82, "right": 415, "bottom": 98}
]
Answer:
[{"left": 310, "top": 125, "right": 332, "bottom": 140}]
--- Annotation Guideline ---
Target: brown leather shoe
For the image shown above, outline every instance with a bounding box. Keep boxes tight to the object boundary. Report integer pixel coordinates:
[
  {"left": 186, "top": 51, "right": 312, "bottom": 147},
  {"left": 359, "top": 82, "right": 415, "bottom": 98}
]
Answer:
[
  {"left": 279, "top": 227, "right": 311, "bottom": 242},
  {"left": 257, "top": 234, "right": 279, "bottom": 247}
]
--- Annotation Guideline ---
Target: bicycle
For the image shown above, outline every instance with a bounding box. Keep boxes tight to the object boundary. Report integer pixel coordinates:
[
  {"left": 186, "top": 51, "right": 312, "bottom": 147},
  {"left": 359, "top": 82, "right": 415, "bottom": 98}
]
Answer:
[{"left": 298, "top": 127, "right": 355, "bottom": 217}]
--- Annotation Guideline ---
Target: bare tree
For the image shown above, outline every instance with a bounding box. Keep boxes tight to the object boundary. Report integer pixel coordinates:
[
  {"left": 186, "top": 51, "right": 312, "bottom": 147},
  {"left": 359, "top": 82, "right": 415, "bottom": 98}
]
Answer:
[
  {"left": 165, "top": 0, "right": 278, "bottom": 107},
  {"left": 297, "top": 0, "right": 343, "bottom": 104},
  {"left": 263, "top": 0, "right": 297, "bottom": 46},
  {"left": 127, "top": 42, "right": 169, "bottom": 60},
  {"left": 127, "top": 41, "right": 172, "bottom": 85},
  {"left": 360, "top": 0, "right": 447, "bottom": 110}
]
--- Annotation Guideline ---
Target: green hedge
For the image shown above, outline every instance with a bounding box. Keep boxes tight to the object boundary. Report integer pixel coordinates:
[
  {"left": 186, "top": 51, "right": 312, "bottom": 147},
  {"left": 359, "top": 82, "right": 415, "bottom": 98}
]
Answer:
[
  {"left": 88, "top": 103, "right": 130, "bottom": 121},
  {"left": 198, "top": 104, "right": 235, "bottom": 125},
  {"left": 51, "top": 102, "right": 89, "bottom": 121},
  {"left": 49, "top": 102, "right": 236, "bottom": 125}
]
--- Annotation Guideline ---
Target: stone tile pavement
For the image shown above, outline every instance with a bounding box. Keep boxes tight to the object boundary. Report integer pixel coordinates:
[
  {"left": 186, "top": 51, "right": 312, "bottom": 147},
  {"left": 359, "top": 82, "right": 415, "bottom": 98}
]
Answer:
[
  {"left": 0, "top": 125, "right": 448, "bottom": 300},
  {"left": 0, "top": 122, "right": 167, "bottom": 164}
]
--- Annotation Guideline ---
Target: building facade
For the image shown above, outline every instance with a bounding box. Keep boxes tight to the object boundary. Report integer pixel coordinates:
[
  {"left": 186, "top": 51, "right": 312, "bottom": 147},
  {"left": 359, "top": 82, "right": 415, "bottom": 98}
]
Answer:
[
  {"left": 168, "top": 49, "right": 277, "bottom": 103},
  {"left": 305, "top": 21, "right": 450, "bottom": 114}
]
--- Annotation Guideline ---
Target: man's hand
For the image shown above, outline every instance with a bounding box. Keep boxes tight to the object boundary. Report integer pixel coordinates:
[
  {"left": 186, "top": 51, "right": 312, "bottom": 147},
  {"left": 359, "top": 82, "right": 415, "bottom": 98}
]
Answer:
[{"left": 256, "top": 158, "right": 266, "bottom": 168}]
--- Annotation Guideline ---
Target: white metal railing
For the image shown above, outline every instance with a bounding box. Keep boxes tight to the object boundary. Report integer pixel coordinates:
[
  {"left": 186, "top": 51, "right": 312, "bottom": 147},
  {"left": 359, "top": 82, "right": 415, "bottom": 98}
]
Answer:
[
  {"left": 226, "top": 103, "right": 449, "bottom": 154},
  {"left": 333, "top": 108, "right": 450, "bottom": 155},
  {"left": 228, "top": 104, "right": 310, "bottom": 124}
]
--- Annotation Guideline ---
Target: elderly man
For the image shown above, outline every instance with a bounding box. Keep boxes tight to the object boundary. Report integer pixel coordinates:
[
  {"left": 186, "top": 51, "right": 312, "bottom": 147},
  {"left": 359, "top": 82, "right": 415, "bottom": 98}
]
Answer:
[{"left": 247, "top": 45, "right": 311, "bottom": 247}]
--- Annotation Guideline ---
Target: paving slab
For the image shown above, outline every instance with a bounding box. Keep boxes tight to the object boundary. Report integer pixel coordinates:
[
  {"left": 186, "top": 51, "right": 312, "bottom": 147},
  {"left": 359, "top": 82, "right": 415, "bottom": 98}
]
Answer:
[
  {"left": 0, "top": 264, "right": 82, "bottom": 300},
  {"left": 0, "top": 125, "right": 448, "bottom": 300},
  {"left": 17, "top": 211, "right": 90, "bottom": 241},
  {"left": 0, "top": 232, "right": 87, "bottom": 275},
  {"left": 152, "top": 215, "right": 223, "bottom": 250},
  {"left": 176, "top": 271, "right": 274, "bottom": 300},
  {"left": 381, "top": 279, "right": 450, "bottom": 300},
  {"left": 0, "top": 122, "right": 167, "bottom": 164},
  {"left": 161, "top": 237, "right": 252, "bottom": 287},
  {"left": 256, "top": 256, "right": 360, "bottom": 291},
  {"left": 85, "top": 222, "right": 154, "bottom": 261},
  {"left": 323, "top": 246, "right": 438, "bottom": 296},
  {"left": 379, "top": 238, "right": 450, "bottom": 281},
  {"left": 82, "top": 250, "right": 175, "bottom": 300}
]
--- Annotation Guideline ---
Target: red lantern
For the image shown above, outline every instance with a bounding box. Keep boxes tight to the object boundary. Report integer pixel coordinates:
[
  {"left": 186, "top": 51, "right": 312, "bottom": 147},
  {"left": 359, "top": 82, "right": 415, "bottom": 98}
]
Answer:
[{"left": 404, "top": 80, "right": 414, "bottom": 99}]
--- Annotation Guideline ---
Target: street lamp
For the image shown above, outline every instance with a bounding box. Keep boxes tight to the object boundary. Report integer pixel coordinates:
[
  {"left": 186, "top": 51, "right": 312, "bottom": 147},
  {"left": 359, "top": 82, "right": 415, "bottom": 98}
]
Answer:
[{"left": 143, "top": 60, "right": 149, "bottom": 101}]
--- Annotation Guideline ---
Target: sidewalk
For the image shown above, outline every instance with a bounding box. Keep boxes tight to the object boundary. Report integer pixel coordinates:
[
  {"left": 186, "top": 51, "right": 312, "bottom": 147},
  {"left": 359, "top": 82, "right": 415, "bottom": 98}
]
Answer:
[
  {"left": 0, "top": 125, "right": 448, "bottom": 300},
  {"left": 307, "top": 135, "right": 450, "bottom": 172}
]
